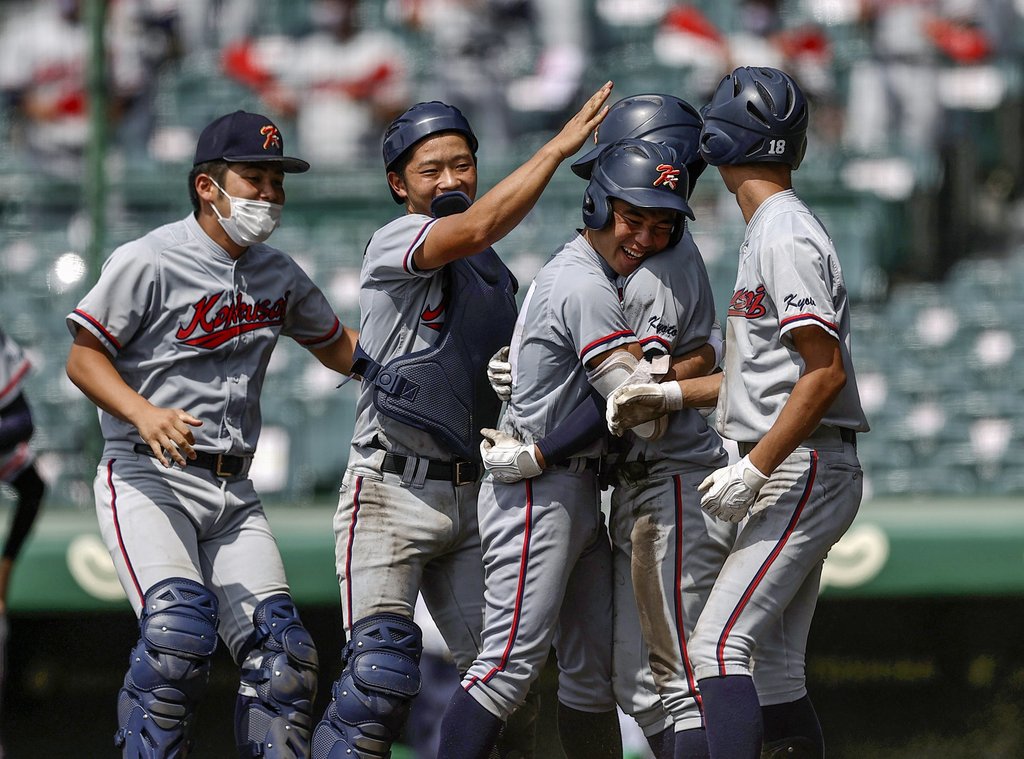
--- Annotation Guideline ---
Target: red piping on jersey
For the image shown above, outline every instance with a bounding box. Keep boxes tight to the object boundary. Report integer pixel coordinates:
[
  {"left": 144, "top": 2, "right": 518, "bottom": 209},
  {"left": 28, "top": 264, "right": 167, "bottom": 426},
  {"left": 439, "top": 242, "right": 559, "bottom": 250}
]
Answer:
[
  {"left": 343, "top": 475, "right": 363, "bottom": 634},
  {"left": 579, "top": 329, "right": 636, "bottom": 359},
  {"left": 715, "top": 451, "right": 818, "bottom": 676},
  {"left": 673, "top": 474, "right": 703, "bottom": 720},
  {"left": 296, "top": 316, "right": 341, "bottom": 346},
  {"left": 108, "top": 458, "right": 144, "bottom": 603},
  {"left": 0, "top": 360, "right": 30, "bottom": 405},
  {"left": 639, "top": 334, "right": 672, "bottom": 352},
  {"left": 466, "top": 480, "right": 534, "bottom": 691},
  {"left": 780, "top": 313, "right": 838, "bottom": 332},
  {"left": 73, "top": 309, "right": 123, "bottom": 351},
  {"left": 402, "top": 220, "right": 435, "bottom": 275}
]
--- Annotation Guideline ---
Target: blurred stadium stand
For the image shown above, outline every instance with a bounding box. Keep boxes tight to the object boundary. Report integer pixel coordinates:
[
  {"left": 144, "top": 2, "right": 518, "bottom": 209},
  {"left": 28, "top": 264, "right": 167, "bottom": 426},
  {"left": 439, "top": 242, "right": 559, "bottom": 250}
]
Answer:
[{"left": 0, "top": 0, "right": 1022, "bottom": 511}]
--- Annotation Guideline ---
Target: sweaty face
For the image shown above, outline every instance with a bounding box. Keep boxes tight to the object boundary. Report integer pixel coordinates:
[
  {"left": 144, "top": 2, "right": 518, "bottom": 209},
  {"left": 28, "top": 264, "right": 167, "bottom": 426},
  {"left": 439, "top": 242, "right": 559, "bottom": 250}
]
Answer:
[
  {"left": 590, "top": 199, "right": 678, "bottom": 277},
  {"left": 389, "top": 133, "right": 477, "bottom": 215}
]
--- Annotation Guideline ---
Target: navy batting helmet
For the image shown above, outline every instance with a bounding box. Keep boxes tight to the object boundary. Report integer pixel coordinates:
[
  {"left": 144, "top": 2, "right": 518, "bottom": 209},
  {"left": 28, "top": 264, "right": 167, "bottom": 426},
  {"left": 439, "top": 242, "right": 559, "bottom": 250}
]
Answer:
[
  {"left": 571, "top": 94, "right": 706, "bottom": 196},
  {"left": 582, "top": 138, "right": 694, "bottom": 248},
  {"left": 383, "top": 101, "right": 478, "bottom": 202},
  {"left": 699, "top": 67, "right": 808, "bottom": 169}
]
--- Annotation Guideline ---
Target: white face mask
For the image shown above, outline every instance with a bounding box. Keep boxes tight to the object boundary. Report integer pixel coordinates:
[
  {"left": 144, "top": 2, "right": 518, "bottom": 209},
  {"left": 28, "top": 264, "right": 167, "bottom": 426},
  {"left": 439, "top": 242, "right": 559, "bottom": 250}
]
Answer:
[{"left": 210, "top": 178, "right": 283, "bottom": 247}]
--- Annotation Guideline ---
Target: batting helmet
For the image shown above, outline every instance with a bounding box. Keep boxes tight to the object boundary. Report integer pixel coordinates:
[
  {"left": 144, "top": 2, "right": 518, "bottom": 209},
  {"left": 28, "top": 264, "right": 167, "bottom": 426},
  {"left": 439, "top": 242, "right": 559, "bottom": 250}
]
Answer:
[
  {"left": 699, "top": 67, "right": 808, "bottom": 169},
  {"left": 582, "top": 138, "right": 694, "bottom": 248},
  {"left": 571, "top": 94, "right": 706, "bottom": 195},
  {"left": 382, "top": 101, "right": 478, "bottom": 202}
]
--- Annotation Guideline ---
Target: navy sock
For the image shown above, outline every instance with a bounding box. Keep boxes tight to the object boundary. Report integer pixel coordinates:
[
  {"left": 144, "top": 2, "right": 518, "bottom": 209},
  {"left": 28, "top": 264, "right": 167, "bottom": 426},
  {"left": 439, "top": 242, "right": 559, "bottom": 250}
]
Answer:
[
  {"left": 674, "top": 726, "right": 711, "bottom": 759},
  {"left": 556, "top": 703, "right": 622, "bottom": 759},
  {"left": 697, "top": 675, "right": 762, "bottom": 759},
  {"left": 646, "top": 726, "right": 675, "bottom": 759},
  {"left": 436, "top": 686, "right": 503, "bottom": 759},
  {"left": 761, "top": 695, "right": 824, "bottom": 757}
]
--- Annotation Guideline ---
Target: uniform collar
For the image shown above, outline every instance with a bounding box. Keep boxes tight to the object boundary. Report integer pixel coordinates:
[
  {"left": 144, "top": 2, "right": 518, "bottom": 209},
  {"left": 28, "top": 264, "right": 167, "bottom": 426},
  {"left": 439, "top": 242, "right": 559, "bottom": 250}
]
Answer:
[{"left": 185, "top": 213, "right": 242, "bottom": 262}]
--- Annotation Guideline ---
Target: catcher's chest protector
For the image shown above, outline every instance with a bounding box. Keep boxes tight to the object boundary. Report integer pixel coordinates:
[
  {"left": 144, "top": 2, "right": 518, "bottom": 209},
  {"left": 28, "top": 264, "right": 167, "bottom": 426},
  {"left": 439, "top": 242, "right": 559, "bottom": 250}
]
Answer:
[{"left": 353, "top": 248, "right": 518, "bottom": 460}]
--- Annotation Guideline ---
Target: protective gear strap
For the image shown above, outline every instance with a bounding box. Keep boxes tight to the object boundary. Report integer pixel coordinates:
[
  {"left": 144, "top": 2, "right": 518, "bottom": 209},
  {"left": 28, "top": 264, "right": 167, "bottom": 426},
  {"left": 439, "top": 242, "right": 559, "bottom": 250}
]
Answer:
[
  {"left": 235, "top": 594, "right": 319, "bottom": 758},
  {"left": 586, "top": 351, "right": 639, "bottom": 399},
  {"left": 115, "top": 578, "right": 219, "bottom": 757},
  {"left": 310, "top": 614, "right": 423, "bottom": 759}
]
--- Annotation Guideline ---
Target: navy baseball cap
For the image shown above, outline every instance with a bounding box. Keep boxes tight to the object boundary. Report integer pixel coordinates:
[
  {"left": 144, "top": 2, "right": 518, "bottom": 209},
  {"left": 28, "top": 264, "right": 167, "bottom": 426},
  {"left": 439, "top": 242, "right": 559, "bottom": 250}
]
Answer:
[{"left": 193, "top": 111, "right": 310, "bottom": 173}]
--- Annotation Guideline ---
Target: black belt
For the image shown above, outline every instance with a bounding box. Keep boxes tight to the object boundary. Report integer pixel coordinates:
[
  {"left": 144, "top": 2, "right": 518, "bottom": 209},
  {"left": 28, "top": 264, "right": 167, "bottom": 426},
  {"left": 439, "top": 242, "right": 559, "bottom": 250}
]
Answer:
[
  {"left": 737, "top": 427, "right": 856, "bottom": 457},
  {"left": 134, "top": 443, "right": 250, "bottom": 478},
  {"left": 379, "top": 451, "right": 480, "bottom": 486}
]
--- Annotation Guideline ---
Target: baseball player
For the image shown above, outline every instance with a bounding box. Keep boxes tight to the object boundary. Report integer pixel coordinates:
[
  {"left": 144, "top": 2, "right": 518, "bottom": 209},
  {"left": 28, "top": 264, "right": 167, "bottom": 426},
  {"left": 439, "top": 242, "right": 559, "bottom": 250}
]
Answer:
[
  {"left": 65, "top": 111, "right": 358, "bottom": 759},
  {"left": 0, "top": 325, "right": 46, "bottom": 746},
  {"left": 481, "top": 93, "right": 733, "bottom": 759},
  {"left": 309, "top": 85, "right": 613, "bottom": 759},
  {"left": 608, "top": 67, "right": 870, "bottom": 759},
  {"left": 436, "top": 138, "right": 695, "bottom": 759}
]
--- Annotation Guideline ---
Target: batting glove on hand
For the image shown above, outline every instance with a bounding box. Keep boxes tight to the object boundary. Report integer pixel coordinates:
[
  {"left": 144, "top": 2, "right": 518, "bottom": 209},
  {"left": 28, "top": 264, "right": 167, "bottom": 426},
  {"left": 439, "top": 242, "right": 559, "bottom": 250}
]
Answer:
[
  {"left": 606, "top": 382, "right": 683, "bottom": 436},
  {"left": 480, "top": 428, "right": 542, "bottom": 483},
  {"left": 487, "top": 346, "right": 512, "bottom": 403},
  {"left": 698, "top": 455, "right": 769, "bottom": 523}
]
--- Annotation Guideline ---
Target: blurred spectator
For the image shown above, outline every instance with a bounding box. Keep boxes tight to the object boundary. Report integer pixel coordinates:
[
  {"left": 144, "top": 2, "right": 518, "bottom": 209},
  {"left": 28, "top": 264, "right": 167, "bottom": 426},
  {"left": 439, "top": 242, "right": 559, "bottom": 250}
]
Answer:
[
  {"left": 0, "top": 0, "right": 159, "bottom": 176},
  {"left": 506, "top": 0, "right": 588, "bottom": 115},
  {"left": 387, "top": 0, "right": 533, "bottom": 150},
  {"left": 653, "top": 2, "right": 839, "bottom": 143},
  {"left": 842, "top": 0, "right": 944, "bottom": 157},
  {"left": 223, "top": 0, "right": 410, "bottom": 167}
]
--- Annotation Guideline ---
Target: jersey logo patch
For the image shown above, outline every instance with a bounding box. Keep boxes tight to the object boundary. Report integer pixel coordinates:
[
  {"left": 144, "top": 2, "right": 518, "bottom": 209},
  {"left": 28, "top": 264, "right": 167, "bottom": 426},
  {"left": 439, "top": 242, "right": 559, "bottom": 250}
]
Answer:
[
  {"left": 728, "top": 285, "right": 768, "bottom": 319},
  {"left": 261, "top": 125, "right": 282, "bottom": 151},
  {"left": 653, "top": 164, "right": 681, "bottom": 190},
  {"left": 176, "top": 290, "right": 290, "bottom": 348},
  {"left": 420, "top": 291, "right": 448, "bottom": 332}
]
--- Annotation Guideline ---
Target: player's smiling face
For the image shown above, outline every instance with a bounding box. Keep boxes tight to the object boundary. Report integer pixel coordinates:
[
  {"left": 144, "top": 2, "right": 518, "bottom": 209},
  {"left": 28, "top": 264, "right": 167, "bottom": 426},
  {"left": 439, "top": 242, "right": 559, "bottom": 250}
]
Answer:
[
  {"left": 590, "top": 199, "right": 677, "bottom": 276},
  {"left": 389, "top": 133, "right": 478, "bottom": 215}
]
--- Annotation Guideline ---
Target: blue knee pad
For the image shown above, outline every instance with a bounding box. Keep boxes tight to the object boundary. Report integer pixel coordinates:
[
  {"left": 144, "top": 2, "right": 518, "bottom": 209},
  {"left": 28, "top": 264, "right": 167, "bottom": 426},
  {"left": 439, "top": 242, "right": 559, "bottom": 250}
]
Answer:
[
  {"left": 310, "top": 613, "right": 423, "bottom": 759},
  {"left": 115, "top": 578, "right": 219, "bottom": 758},
  {"left": 235, "top": 594, "right": 319, "bottom": 758}
]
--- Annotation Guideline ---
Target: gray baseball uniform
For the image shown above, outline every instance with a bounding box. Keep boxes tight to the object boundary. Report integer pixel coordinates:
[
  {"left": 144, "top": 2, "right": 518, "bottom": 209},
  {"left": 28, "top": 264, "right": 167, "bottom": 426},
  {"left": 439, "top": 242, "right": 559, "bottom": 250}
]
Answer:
[
  {"left": 608, "top": 229, "right": 735, "bottom": 734},
  {"left": 335, "top": 212, "right": 489, "bottom": 670},
  {"left": 689, "top": 189, "right": 869, "bottom": 703},
  {"left": 461, "top": 231, "right": 633, "bottom": 721},
  {"left": 66, "top": 213, "right": 342, "bottom": 656}
]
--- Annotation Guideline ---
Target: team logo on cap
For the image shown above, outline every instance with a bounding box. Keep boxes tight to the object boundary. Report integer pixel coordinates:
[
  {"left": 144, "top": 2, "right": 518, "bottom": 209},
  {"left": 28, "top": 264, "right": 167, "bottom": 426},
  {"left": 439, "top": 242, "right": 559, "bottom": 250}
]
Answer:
[
  {"left": 260, "top": 125, "right": 282, "bottom": 151},
  {"left": 653, "top": 164, "right": 681, "bottom": 190}
]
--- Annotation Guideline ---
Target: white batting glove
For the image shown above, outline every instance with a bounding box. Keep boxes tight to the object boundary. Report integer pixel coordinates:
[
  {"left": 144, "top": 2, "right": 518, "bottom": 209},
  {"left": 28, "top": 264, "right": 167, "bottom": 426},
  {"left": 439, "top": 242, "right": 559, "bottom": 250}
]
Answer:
[
  {"left": 697, "top": 455, "right": 770, "bottom": 523},
  {"left": 606, "top": 382, "right": 683, "bottom": 436},
  {"left": 486, "top": 346, "right": 512, "bottom": 403},
  {"left": 480, "top": 428, "right": 542, "bottom": 483}
]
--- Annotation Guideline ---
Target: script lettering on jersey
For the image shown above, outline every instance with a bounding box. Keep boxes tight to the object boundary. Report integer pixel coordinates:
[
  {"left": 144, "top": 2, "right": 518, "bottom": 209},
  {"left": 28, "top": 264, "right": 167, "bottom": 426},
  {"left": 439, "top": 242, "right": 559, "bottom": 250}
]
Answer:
[
  {"left": 420, "top": 291, "right": 449, "bottom": 333},
  {"left": 647, "top": 315, "right": 678, "bottom": 339},
  {"left": 728, "top": 285, "right": 768, "bottom": 319},
  {"left": 176, "top": 290, "right": 290, "bottom": 348},
  {"left": 784, "top": 293, "right": 816, "bottom": 311}
]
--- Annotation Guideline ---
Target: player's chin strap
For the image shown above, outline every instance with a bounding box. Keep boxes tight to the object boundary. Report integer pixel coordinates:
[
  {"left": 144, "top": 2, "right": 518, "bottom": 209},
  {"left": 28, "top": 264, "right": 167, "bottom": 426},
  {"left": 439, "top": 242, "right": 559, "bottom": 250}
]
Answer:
[
  {"left": 235, "top": 594, "right": 319, "bottom": 758},
  {"left": 115, "top": 577, "right": 219, "bottom": 759},
  {"left": 310, "top": 613, "right": 423, "bottom": 759}
]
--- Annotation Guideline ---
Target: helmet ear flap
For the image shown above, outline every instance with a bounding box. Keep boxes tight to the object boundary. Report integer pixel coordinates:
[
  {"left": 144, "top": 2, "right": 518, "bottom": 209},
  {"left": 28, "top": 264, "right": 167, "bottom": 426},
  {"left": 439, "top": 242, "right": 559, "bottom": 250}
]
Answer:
[{"left": 582, "top": 186, "right": 611, "bottom": 231}]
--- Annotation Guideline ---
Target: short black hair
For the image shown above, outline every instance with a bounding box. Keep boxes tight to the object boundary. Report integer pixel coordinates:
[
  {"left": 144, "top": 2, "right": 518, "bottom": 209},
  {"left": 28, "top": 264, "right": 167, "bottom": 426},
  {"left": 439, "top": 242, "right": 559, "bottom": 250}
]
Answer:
[{"left": 188, "top": 160, "right": 229, "bottom": 215}]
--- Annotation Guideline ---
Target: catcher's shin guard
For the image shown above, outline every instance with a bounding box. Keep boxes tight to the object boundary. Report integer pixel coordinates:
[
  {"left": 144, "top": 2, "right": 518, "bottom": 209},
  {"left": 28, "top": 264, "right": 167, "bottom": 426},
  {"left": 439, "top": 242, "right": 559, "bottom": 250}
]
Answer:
[
  {"left": 235, "top": 594, "right": 319, "bottom": 758},
  {"left": 310, "top": 613, "right": 422, "bottom": 759},
  {"left": 115, "top": 578, "right": 219, "bottom": 759},
  {"left": 761, "top": 736, "right": 822, "bottom": 759}
]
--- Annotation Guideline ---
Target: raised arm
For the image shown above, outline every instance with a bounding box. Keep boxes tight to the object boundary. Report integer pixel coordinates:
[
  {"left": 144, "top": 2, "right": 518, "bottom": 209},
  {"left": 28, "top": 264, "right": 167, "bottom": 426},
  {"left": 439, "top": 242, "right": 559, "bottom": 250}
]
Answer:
[{"left": 415, "top": 82, "right": 613, "bottom": 270}]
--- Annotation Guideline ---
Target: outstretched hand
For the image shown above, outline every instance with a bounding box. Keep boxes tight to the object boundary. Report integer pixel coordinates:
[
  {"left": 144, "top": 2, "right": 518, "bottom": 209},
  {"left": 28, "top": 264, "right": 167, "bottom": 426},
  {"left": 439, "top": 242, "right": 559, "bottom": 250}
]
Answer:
[{"left": 549, "top": 81, "right": 614, "bottom": 161}]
